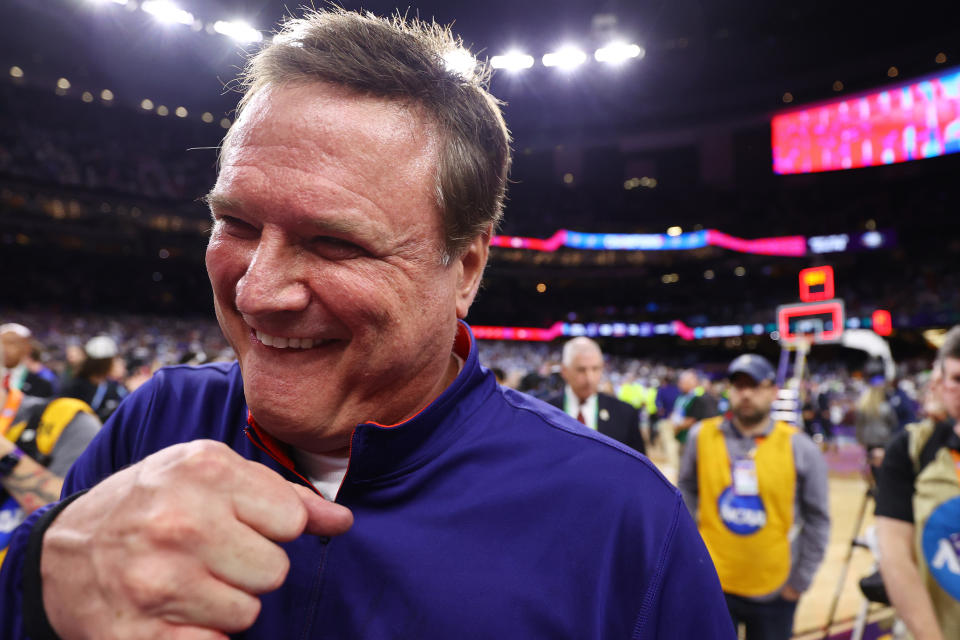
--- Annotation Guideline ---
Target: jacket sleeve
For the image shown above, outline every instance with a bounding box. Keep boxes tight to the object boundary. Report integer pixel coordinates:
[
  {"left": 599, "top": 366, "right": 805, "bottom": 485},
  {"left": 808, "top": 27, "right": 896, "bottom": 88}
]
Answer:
[
  {"left": 787, "top": 432, "right": 831, "bottom": 593},
  {"left": 677, "top": 423, "right": 701, "bottom": 517},
  {"left": 0, "top": 376, "right": 161, "bottom": 638},
  {"left": 632, "top": 494, "right": 735, "bottom": 639}
]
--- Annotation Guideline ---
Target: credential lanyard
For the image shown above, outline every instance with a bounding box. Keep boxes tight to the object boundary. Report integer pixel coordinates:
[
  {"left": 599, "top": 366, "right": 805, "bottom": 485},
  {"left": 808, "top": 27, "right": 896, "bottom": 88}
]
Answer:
[
  {"left": 0, "top": 388, "right": 24, "bottom": 437},
  {"left": 950, "top": 450, "right": 960, "bottom": 485}
]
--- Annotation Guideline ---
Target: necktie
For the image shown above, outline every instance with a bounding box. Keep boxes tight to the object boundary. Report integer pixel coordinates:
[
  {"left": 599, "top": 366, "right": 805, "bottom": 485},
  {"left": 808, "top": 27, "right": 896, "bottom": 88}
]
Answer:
[{"left": 576, "top": 407, "right": 586, "bottom": 425}]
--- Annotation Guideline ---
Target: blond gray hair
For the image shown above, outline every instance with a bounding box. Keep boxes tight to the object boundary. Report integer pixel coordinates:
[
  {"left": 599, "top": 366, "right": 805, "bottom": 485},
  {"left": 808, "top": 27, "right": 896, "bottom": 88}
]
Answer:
[{"left": 223, "top": 8, "right": 511, "bottom": 261}]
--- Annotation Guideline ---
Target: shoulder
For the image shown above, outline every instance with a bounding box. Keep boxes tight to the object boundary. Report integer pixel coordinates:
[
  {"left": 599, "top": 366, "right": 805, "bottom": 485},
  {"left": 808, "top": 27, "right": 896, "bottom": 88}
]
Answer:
[
  {"left": 788, "top": 425, "right": 828, "bottom": 471},
  {"left": 541, "top": 392, "right": 564, "bottom": 409},
  {"left": 108, "top": 361, "right": 245, "bottom": 446},
  {"left": 150, "top": 360, "right": 240, "bottom": 387},
  {"left": 599, "top": 392, "right": 636, "bottom": 413},
  {"left": 497, "top": 387, "right": 676, "bottom": 496}
]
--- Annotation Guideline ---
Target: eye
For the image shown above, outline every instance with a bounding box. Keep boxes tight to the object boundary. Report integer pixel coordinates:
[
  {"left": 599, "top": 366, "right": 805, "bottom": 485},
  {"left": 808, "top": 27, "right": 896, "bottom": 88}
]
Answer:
[
  {"left": 310, "top": 235, "right": 367, "bottom": 260},
  {"left": 215, "top": 215, "right": 259, "bottom": 239}
]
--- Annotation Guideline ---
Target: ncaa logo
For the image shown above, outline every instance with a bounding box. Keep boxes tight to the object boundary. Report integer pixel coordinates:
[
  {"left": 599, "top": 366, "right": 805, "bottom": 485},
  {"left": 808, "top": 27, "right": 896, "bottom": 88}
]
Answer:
[
  {"left": 718, "top": 486, "right": 767, "bottom": 535},
  {"left": 922, "top": 496, "right": 960, "bottom": 600},
  {"left": 0, "top": 495, "right": 25, "bottom": 549}
]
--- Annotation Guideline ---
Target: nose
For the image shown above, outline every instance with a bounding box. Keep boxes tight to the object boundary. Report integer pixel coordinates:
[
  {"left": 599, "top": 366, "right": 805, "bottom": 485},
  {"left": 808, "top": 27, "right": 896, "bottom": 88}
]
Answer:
[{"left": 235, "top": 230, "right": 311, "bottom": 316}]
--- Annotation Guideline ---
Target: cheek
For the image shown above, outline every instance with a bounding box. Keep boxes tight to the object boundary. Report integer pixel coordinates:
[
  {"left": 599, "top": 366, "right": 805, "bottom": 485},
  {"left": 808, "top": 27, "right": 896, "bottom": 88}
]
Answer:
[{"left": 205, "top": 237, "right": 246, "bottom": 300}]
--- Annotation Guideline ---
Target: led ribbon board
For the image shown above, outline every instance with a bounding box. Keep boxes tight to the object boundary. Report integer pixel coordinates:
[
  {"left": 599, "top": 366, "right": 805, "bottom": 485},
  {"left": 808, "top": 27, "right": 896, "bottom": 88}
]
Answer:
[
  {"left": 489, "top": 229, "right": 893, "bottom": 256},
  {"left": 773, "top": 67, "right": 960, "bottom": 174}
]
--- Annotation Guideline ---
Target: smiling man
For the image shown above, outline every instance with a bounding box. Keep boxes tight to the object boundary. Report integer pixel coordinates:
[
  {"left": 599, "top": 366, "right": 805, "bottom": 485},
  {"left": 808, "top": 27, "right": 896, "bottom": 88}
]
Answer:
[{"left": 0, "top": 10, "right": 731, "bottom": 639}]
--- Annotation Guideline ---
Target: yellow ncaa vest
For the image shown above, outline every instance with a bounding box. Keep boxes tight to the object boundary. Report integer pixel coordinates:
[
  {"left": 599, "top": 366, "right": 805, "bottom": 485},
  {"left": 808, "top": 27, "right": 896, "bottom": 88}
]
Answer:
[
  {"left": 0, "top": 397, "right": 93, "bottom": 567},
  {"left": 907, "top": 419, "right": 960, "bottom": 635},
  {"left": 696, "top": 416, "right": 797, "bottom": 597}
]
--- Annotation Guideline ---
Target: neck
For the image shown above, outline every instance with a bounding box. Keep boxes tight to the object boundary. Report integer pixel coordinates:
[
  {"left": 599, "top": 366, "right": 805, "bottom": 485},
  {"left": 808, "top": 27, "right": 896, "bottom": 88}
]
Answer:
[{"left": 731, "top": 415, "right": 772, "bottom": 438}]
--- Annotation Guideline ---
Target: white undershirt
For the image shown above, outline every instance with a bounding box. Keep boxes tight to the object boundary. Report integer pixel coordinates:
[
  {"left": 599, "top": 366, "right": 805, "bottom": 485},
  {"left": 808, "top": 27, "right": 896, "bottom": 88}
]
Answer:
[
  {"left": 292, "top": 352, "right": 465, "bottom": 500},
  {"left": 564, "top": 386, "right": 598, "bottom": 431},
  {"left": 294, "top": 449, "right": 349, "bottom": 500}
]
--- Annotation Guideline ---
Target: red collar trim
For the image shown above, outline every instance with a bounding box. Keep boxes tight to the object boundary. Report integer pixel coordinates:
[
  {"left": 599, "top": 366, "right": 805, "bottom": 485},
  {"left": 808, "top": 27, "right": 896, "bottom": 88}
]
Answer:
[
  {"left": 246, "top": 411, "right": 295, "bottom": 469},
  {"left": 453, "top": 321, "right": 471, "bottom": 361},
  {"left": 365, "top": 323, "right": 472, "bottom": 429}
]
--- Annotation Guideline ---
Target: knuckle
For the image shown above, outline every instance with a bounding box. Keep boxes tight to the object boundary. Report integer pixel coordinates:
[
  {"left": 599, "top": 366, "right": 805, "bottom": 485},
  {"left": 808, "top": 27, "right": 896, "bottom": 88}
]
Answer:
[
  {"left": 236, "top": 595, "right": 262, "bottom": 629},
  {"left": 144, "top": 508, "right": 204, "bottom": 547},
  {"left": 178, "top": 440, "right": 234, "bottom": 480},
  {"left": 122, "top": 561, "right": 176, "bottom": 611},
  {"left": 264, "top": 549, "right": 291, "bottom": 592}
]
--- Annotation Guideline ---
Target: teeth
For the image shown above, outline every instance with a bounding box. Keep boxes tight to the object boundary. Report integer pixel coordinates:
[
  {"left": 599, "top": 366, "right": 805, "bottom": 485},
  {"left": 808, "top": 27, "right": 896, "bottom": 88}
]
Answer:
[{"left": 255, "top": 330, "right": 319, "bottom": 350}]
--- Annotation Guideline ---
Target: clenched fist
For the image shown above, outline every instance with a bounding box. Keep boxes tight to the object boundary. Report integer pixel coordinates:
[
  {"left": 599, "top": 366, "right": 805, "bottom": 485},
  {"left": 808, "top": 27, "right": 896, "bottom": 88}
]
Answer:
[{"left": 40, "top": 440, "right": 353, "bottom": 639}]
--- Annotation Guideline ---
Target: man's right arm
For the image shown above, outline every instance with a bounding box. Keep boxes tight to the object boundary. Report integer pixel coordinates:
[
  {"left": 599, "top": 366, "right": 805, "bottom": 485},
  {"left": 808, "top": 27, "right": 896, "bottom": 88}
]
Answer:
[
  {"left": 876, "top": 516, "right": 944, "bottom": 640},
  {"left": 874, "top": 430, "right": 944, "bottom": 640},
  {"left": 0, "top": 375, "right": 354, "bottom": 640},
  {"left": 677, "top": 424, "right": 701, "bottom": 517}
]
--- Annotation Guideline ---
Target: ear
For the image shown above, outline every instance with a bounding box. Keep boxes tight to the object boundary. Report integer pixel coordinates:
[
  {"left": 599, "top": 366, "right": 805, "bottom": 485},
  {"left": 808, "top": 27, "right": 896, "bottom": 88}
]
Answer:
[{"left": 454, "top": 225, "right": 492, "bottom": 319}]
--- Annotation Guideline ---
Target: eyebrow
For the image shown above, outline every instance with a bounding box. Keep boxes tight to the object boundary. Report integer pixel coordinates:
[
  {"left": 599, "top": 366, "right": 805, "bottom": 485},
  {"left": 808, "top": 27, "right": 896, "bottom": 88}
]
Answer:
[
  {"left": 203, "top": 191, "right": 240, "bottom": 217},
  {"left": 203, "top": 190, "right": 369, "bottom": 236}
]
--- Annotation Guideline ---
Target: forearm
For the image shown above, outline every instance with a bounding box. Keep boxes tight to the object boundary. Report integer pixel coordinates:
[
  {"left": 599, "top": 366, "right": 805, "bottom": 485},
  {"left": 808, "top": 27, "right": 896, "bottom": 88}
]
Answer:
[
  {"left": 1, "top": 449, "right": 65, "bottom": 515},
  {"left": 877, "top": 517, "right": 945, "bottom": 640}
]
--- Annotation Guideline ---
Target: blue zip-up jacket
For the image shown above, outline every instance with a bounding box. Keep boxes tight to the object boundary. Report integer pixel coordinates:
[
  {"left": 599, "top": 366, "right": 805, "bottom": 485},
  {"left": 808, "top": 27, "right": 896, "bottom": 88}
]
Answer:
[{"left": 1, "top": 323, "right": 734, "bottom": 639}]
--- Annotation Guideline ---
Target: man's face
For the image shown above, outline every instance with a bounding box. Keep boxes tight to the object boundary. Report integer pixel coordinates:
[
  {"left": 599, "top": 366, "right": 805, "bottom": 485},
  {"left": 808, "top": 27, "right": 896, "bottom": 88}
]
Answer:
[
  {"left": 728, "top": 373, "right": 777, "bottom": 427},
  {"left": 941, "top": 357, "right": 960, "bottom": 420},
  {"left": 205, "top": 83, "right": 488, "bottom": 453},
  {"left": 561, "top": 349, "right": 604, "bottom": 402},
  {"left": 678, "top": 372, "right": 698, "bottom": 394},
  {"left": 0, "top": 332, "right": 27, "bottom": 369}
]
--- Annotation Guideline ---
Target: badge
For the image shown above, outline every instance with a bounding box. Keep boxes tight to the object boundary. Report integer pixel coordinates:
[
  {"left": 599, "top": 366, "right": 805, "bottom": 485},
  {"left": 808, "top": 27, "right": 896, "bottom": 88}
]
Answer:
[
  {"left": 733, "top": 459, "right": 759, "bottom": 496},
  {"left": 0, "top": 495, "right": 25, "bottom": 549},
  {"left": 599, "top": 409, "right": 610, "bottom": 422},
  {"left": 718, "top": 487, "right": 766, "bottom": 535},
  {"left": 922, "top": 496, "right": 960, "bottom": 600}
]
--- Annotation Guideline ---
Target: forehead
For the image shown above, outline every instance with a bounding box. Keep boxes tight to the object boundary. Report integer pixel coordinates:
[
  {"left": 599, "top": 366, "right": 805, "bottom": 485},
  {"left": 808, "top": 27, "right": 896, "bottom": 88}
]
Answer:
[
  {"left": 215, "top": 82, "right": 441, "bottom": 228},
  {"left": 570, "top": 349, "right": 603, "bottom": 367},
  {"left": 730, "top": 373, "right": 762, "bottom": 387}
]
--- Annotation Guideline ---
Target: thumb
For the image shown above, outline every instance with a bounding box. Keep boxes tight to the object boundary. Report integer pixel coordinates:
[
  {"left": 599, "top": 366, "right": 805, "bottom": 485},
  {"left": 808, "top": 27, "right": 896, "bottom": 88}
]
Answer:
[{"left": 289, "top": 483, "right": 354, "bottom": 537}]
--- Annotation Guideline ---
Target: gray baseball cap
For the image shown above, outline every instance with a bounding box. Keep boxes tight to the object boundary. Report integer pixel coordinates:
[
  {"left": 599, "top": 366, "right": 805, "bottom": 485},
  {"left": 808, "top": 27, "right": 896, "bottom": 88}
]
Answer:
[{"left": 727, "top": 354, "right": 776, "bottom": 384}]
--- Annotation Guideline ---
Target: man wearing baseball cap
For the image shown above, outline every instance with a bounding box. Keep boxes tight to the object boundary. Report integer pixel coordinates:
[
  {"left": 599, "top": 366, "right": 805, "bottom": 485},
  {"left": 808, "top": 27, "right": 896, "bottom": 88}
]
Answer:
[{"left": 678, "top": 354, "right": 830, "bottom": 639}]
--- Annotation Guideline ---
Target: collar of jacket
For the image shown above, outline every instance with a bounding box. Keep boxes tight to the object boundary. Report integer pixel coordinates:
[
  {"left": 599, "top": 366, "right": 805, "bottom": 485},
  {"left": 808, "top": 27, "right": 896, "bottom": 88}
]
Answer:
[{"left": 246, "top": 320, "right": 495, "bottom": 486}]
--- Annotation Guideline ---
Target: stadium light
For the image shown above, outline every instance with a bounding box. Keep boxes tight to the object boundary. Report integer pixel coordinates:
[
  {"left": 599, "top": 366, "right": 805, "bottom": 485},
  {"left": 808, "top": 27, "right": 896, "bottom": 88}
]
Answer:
[
  {"left": 443, "top": 49, "right": 476, "bottom": 78},
  {"left": 594, "top": 42, "right": 644, "bottom": 64},
  {"left": 10, "top": 66, "right": 24, "bottom": 78},
  {"left": 87, "top": 0, "right": 129, "bottom": 5},
  {"left": 141, "top": 1, "right": 194, "bottom": 26},
  {"left": 490, "top": 51, "right": 534, "bottom": 71},
  {"left": 100, "top": 89, "right": 114, "bottom": 101},
  {"left": 542, "top": 46, "right": 587, "bottom": 70},
  {"left": 213, "top": 20, "right": 263, "bottom": 44}
]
